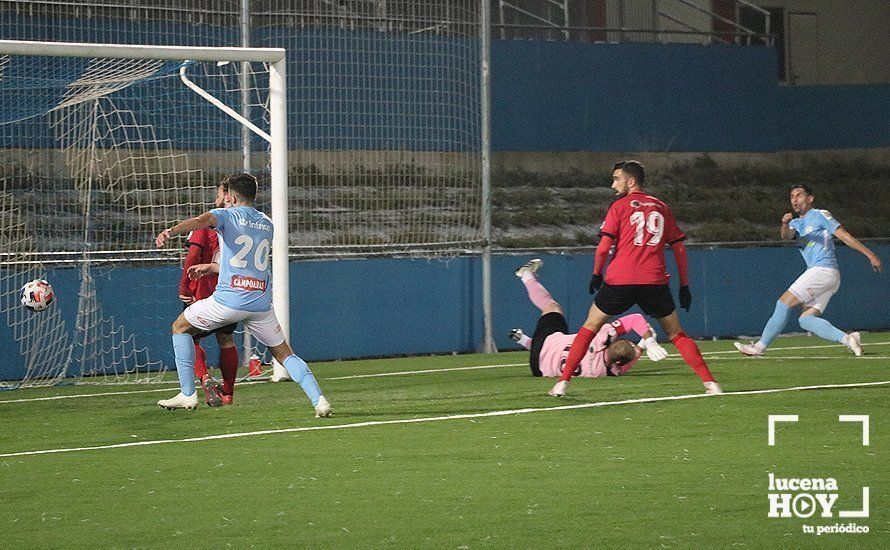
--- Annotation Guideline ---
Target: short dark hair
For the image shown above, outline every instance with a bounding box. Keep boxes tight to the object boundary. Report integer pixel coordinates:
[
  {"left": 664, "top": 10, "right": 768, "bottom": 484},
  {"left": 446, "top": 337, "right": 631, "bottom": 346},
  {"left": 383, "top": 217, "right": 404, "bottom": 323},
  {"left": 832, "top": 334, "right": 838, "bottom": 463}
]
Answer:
[
  {"left": 790, "top": 183, "right": 813, "bottom": 196},
  {"left": 222, "top": 173, "right": 258, "bottom": 201},
  {"left": 613, "top": 160, "right": 645, "bottom": 185}
]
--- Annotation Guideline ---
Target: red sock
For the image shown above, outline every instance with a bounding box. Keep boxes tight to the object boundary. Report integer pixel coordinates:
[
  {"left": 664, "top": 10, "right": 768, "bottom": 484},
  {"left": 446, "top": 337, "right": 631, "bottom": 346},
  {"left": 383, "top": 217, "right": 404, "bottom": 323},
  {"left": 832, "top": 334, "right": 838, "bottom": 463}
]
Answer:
[
  {"left": 670, "top": 332, "right": 715, "bottom": 383},
  {"left": 193, "top": 342, "right": 208, "bottom": 379},
  {"left": 560, "top": 327, "right": 596, "bottom": 381},
  {"left": 219, "top": 347, "right": 239, "bottom": 395}
]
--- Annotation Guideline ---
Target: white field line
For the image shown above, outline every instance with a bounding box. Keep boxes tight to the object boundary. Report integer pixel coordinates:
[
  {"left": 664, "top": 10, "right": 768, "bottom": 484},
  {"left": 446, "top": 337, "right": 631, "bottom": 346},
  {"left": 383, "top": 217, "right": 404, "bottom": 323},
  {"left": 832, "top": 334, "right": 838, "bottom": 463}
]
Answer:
[
  {"left": 0, "top": 363, "right": 528, "bottom": 404},
  {"left": 1, "top": 380, "right": 887, "bottom": 458},
  {"left": 698, "top": 341, "right": 890, "bottom": 356},
  {"left": 0, "top": 380, "right": 267, "bottom": 404}
]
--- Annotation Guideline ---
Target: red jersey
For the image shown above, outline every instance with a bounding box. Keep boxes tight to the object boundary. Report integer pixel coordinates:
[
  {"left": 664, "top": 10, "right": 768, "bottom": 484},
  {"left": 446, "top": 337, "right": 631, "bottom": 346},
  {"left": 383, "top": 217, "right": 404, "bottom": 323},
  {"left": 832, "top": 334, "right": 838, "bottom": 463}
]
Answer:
[
  {"left": 179, "top": 228, "right": 219, "bottom": 300},
  {"left": 599, "top": 190, "right": 685, "bottom": 285}
]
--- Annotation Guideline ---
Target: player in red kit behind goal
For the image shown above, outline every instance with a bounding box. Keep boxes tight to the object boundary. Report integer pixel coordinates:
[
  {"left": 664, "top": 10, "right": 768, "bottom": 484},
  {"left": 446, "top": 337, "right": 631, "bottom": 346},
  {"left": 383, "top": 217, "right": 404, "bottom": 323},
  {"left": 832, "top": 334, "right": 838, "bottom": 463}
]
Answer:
[{"left": 548, "top": 160, "right": 723, "bottom": 397}]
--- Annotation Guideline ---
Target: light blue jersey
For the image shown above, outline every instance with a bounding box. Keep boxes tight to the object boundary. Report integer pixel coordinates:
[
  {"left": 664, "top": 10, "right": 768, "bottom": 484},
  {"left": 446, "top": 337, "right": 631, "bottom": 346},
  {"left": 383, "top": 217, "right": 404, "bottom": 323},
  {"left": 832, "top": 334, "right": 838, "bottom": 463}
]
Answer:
[
  {"left": 788, "top": 208, "right": 841, "bottom": 269},
  {"left": 211, "top": 206, "right": 274, "bottom": 312}
]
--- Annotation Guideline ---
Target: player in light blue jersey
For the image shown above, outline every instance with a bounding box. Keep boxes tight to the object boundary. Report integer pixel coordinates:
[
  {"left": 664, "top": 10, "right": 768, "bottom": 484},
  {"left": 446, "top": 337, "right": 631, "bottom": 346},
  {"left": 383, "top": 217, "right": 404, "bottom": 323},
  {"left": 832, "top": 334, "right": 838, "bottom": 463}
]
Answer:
[
  {"left": 154, "top": 173, "right": 332, "bottom": 417},
  {"left": 736, "top": 184, "right": 883, "bottom": 357}
]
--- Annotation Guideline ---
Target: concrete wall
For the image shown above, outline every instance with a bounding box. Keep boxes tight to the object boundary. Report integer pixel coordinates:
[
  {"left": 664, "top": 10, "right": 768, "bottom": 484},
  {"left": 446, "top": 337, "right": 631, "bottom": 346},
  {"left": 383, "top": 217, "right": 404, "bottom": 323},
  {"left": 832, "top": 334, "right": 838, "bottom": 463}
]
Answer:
[{"left": 762, "top": 0, "right": 890, "bottom": 85}]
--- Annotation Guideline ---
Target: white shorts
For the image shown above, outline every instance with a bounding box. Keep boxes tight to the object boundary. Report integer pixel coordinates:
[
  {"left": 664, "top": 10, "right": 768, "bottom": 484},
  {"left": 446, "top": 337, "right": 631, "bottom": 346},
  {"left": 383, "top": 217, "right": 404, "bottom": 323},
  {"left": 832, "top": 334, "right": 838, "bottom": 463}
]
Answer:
[
  {"left": 184, "top": 297, "right": 286, "bottom": 347},
  {"left": 788, "top": 267, "right": 840, "bottom": 313}
]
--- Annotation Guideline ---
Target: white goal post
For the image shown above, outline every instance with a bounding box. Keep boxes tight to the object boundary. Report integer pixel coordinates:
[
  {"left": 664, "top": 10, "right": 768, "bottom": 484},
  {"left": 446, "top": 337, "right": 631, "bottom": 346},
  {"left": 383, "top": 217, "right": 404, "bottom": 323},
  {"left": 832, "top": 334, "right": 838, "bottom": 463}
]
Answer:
[{"left": 0, "top": 39, "right": 291, "bottom": 385}]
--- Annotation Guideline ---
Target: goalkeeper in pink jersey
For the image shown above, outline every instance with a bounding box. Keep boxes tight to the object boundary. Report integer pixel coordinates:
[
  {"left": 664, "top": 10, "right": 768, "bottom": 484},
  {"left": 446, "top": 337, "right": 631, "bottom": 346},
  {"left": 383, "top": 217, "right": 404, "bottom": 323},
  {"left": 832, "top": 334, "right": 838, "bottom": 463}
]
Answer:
[{"left": 511, "top": 259, "right": 670, "bottom": 378}]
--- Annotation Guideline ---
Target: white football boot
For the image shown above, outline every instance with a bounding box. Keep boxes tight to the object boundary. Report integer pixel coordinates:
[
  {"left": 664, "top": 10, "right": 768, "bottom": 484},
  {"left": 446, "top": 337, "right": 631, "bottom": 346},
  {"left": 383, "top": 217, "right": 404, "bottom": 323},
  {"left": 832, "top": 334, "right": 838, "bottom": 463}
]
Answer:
[
  {"left": 703, "top": 381, "right": 723, "bottom": 395},
  {"left": 548, "top": 380, "right": 569, "bottom": 397},
  {"left": 158, "top": 391, "right": 199, "bottom": 410},
  {"left": 734, "top": 342, "right": 764, "bottom": 357},
  {"left": 314, "top": 395, "right": 332, "bottom": 418},
  {"left": 508, "top": 328, "right": 525, "bottom": 343},
  {"left": 514, "top": 258, "right": 543, "bottom": 278},
  {"left": 843, "top": 332, "right": 863, "bottom": 357}
]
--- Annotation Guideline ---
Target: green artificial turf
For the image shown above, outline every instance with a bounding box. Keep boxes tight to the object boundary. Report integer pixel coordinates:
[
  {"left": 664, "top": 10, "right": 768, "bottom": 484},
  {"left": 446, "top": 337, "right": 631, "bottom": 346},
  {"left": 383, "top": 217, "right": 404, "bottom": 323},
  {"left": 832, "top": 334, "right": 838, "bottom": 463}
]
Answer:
[{"left": 1, "top": 335, "right": 888, "bottom": 548}]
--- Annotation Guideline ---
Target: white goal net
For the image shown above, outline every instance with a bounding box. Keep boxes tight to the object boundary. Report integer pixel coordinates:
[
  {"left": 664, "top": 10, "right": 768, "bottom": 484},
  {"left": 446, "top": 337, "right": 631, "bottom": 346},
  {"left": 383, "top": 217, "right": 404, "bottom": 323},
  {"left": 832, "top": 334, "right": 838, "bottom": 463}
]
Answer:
[
  {"left": 0, "top": 42, "right": 282, "bottom": 388},
  {"left": 0, "top": 1, "right": 486, "bottom": 387}
]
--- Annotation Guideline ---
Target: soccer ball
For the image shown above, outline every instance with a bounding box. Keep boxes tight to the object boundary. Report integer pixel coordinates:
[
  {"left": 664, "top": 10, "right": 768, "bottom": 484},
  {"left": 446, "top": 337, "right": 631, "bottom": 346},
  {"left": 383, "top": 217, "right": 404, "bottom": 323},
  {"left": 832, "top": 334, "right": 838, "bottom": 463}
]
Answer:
[{"left": 20, "top": 279, "right": 55, "bottom": 312}]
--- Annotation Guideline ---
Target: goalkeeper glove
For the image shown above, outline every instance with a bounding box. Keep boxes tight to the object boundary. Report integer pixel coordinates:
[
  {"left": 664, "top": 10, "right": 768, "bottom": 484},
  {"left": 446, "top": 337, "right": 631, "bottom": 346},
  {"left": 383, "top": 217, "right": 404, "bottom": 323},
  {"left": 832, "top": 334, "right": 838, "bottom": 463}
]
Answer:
[
  {"left": 679, "top": 286, "right": 692, "bottom": 311},
  {"left": 639, "top": 336, "right": 669, "bottom": 361},
  {"left": 589, "top": 273, "right": 603, "bottom": 295}
]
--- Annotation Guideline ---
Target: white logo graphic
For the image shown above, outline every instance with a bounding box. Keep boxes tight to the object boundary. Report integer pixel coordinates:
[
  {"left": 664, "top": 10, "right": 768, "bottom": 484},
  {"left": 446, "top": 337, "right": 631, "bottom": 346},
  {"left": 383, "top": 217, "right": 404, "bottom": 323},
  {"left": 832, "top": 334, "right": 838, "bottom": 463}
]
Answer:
[{"left": 767, "top": 415, "right": 870, "bottom": 535}]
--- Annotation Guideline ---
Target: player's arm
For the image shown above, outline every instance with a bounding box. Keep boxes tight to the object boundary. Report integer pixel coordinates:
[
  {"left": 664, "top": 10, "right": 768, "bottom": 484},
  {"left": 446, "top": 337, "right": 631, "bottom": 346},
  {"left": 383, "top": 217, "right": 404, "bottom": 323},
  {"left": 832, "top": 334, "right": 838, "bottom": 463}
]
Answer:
[
  {"left": 590, "top": 204, "right": 622, "bottom": 293},
  {"left": 615, "top": 314, "right": 669, "bottom": 361},
  {"left": 670, "top": 240, "right": 693, "bottom": 311},
  {"left": 780, "top": 212, "right": 796, "bottom": 240},
  {"left": 589, "top": 234, "right": 614, "bottom": 293},
  {"left": 612, "top": 313, "right": 649, "bottom": 338},
  {"left": 833, "top": 227, "right": 884, "bottom": 272},
  {"left": 662, "top": 207, "right": 693, "bottom": 311},
  {"left": 188, "top": 262, "right": 221, "bottom": 280},
  {"left": 178, "top": 242, "right": 203, "bottom": 303},
  {"left": 155, "top": 212, "right": 217, "bottom": 248}
]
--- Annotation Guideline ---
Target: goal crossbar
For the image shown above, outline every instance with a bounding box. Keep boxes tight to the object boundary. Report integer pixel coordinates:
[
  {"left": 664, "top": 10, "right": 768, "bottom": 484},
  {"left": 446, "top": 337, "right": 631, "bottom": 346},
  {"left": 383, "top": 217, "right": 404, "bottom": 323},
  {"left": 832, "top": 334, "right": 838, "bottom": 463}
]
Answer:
[{"left": 0, "top": 39, "right": 285, "bottom": 64}]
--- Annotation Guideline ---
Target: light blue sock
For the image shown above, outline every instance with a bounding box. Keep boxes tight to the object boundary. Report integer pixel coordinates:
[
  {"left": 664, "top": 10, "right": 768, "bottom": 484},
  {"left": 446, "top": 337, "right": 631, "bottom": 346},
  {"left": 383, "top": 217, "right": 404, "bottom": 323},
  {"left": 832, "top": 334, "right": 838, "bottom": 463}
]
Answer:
[
  {"left": 757, "top": 300, "right": 792, "bottom": 349},
  {"left": 283, "top": 354, "right": 322, "bottom": 406},
  {"left": 799, "top": 315, "right": 846, "bottom": 343},
  {"left": 172, "top": 333, "right": 197, "bottom": 397}
]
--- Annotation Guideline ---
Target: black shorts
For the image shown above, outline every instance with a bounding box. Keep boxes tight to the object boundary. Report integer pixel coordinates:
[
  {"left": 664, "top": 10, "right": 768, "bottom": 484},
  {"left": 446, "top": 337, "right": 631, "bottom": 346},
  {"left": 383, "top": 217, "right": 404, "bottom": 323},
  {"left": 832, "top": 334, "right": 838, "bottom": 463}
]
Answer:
[
  {"left": 182, "top": 302, "right": 237, "bottom": 339},
  {"left": 529, "top": 312, "right": 569, "bottom": 377},
  {"left": 594, "top": 284, "right": 676, "bottom": 319}
]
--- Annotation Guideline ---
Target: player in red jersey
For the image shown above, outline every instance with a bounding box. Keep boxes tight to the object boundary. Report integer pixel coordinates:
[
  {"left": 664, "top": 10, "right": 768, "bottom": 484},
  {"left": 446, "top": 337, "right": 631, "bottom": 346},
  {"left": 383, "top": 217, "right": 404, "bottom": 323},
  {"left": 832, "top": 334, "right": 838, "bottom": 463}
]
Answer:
[
  {"left": 548, "top": 160, "right": 722, "bottom": 397},
  {"left": 178, "top": 181, "right": 239, "bottom": 406}
]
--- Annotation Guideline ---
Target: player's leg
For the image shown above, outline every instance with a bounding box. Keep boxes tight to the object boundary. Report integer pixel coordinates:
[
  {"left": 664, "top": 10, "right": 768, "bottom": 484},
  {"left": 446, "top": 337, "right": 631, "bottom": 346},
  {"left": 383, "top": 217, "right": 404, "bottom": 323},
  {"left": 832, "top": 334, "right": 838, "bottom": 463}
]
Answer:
[
  {"left": 193, "top": 339, "right": 208, "bottom": 380},
  {"left": 655, "top": 312, "right": 719, "bottom": 393},
  {"left": 739, "top": 269, "right": 830, "bottom": 356},
  {"left": 246, "top": 310, "right": 331, "bottom": 417},
  {"left": 644, "top": 286, "right": 720, "bottom": 394},
  {"left": 193, "top": 339, "right": 223, "bottom": 407},
  {"left": 512, "top": 259, "right": 563, "bottom": 350},
  {"left": 215, "top": 325, "right": 239, "bottom": 402},
  {"left": 798, "top": 307, "right": 846, "bottom": 342},
  {"left": 549, "top": 288, "right": 618, "bottom": 396},
  {"left": 190, "top": 334, "right": 224, "bottom": 407},
  {"left": 515, "top": 258, "right": 562, "bottom": 313},
  {"left": 158, "top": 311, "right": 205, "bottom": 410},
  {"left": 795, "top": 274, "right": 861, "bottom": 355},
  {"left": 736, "top": 290, "right": 800, "bottom": 356},
  {"left": 528, "top": 312, "right": 570, "bottom": 376},
  {"left": 160, "top": 300, "right": 239, "bottom": 410},
  {"left": 182, "top": 300, "right": 217, "bottom": 405}
]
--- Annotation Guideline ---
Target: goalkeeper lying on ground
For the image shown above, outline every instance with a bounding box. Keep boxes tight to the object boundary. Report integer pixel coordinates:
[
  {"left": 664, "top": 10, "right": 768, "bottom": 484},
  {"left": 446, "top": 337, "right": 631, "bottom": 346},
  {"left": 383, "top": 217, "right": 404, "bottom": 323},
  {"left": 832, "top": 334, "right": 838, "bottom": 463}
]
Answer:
[{"left": 510, "top": 259, "right": 669, "bottom": 378}]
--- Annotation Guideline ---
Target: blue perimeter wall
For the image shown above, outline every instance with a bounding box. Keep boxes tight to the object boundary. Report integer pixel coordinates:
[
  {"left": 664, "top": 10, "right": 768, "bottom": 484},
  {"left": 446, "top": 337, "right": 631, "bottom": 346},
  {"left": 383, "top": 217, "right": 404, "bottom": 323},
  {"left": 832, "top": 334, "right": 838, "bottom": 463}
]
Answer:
[
  {"left": 491, "top": 40, "right": 890, "bottom": 152},
  {"left": 3, "top": 244, "right": 888, "bottom": 378}
]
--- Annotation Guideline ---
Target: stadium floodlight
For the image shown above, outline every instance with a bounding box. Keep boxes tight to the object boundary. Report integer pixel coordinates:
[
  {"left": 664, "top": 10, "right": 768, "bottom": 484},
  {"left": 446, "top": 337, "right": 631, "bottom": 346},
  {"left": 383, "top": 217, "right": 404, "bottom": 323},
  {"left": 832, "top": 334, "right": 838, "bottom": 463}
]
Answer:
[{"left": 0, "top": 39, "right": 289, "bottom": 387}]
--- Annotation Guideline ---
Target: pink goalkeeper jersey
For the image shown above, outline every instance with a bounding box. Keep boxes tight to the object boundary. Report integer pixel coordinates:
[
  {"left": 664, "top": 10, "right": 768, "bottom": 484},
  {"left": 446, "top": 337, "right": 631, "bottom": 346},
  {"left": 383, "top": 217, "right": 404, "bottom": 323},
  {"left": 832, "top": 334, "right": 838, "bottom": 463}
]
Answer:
[{"left": 538, "top": 314, "right": 648, "bottom": 378}]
